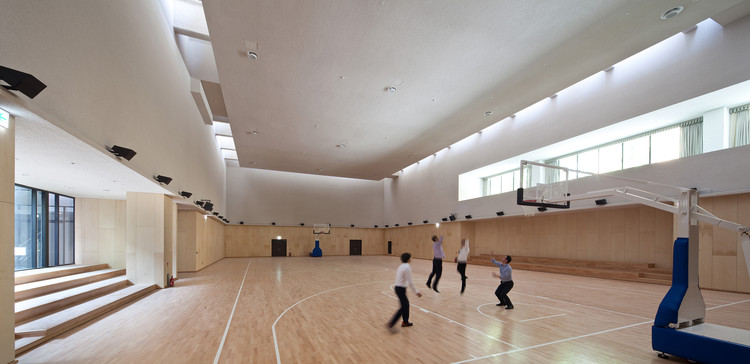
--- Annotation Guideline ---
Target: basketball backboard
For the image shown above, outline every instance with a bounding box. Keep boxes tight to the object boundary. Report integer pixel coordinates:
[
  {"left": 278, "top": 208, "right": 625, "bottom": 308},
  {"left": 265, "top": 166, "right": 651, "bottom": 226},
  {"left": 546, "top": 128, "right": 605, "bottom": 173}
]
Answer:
[{"left": 517, "top": 160, "right": 571, "bottom": 209}]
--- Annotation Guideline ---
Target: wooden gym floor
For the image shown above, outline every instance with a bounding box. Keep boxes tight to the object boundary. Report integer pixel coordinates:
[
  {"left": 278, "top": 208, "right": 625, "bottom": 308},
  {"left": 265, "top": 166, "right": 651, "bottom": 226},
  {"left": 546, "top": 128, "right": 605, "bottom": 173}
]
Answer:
[{"left": 15, "top": 256, "right": 750, "bottom": 363}]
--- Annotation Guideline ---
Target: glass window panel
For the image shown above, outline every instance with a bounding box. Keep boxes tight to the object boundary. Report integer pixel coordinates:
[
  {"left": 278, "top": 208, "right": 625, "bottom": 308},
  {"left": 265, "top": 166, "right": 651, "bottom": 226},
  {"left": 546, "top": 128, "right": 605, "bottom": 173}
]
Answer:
[
  {"left": 48, "top": 193, "right": 58, "bottom": 267},
  {"left": 651, "top": 128, "right": 680, "bottom": 163},
  {"left": 599, "top": 143, "right": 623, "bottom": 174},
  {"left": 557, "top": 155, "right": 578, "bottom": 179},
  {"left": 14, "top": 186, "right": 33, "bottom": 270},
  {"left": 578, "top": 149, "right": 599, "bottom": 175},
  {"left": 623, "top": 136, "right": 650, "bottom": 169},
  {"left": 59, "top": 196, "right": 75, "bottom": 265},
  {"left": 500, "top": 172, "right": 514, "bottom": 193},
  {"left": 35, "top": 190, "right": 44, "bottom": 268}
]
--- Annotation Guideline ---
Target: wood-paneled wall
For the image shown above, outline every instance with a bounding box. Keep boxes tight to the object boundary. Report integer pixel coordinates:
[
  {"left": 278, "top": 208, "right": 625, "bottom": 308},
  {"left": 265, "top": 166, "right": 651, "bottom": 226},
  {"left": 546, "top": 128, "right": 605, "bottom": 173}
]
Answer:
[
  {"left": 467, "top": 205, "right": 675, "bottom": 268},
  {"left": 698, "top": 193, "right": 750, "bottom": 292},
  {"left": 224, "top": 225, "right": 387, "bottom": 257},
  {"left": 177, "top": 210, "right": 225, "bottom": 272},
  {"left": 1, "top": 113, "right": 15, "bottom": 363},
  {"left": 75, "top": 199, "right": 126, "bottom": 269}
]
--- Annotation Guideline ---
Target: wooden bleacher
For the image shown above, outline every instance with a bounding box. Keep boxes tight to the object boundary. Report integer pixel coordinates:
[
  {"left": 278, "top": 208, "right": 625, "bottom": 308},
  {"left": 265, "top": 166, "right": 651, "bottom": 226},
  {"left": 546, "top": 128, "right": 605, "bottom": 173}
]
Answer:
[
  {"left": 14, "top": 264, "right": 157, "bottom": 356},
  {"left": 467, "top": 254, "right": 672, "bottom": 285}
]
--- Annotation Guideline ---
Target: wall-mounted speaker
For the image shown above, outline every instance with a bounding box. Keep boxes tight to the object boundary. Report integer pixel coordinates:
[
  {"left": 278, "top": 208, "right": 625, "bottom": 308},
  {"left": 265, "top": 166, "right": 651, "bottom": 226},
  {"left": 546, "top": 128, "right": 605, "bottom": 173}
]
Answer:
[
  {"left": 537, "top": 207, "right": 547, "bottom": 212},
  {"left": 179, "top": 191, "right": 192, "bottom": 198},
  {"left": 442, "top": 218, "right": 448, "bottom": 222},
  {"left": 595, "top": 199, "right": 607, "bottom": 205},
  {"left": 203, "top": 202, "right": 213, "bottom": 211},
  {"left": 408, "top": 222, "right": 413, "bottom": 225},
  {"left": 496, "top": 211, "right": 504, "bottom": 216},
  {"left": 449, "top": 215, "right": 456, "bottom": 221},
  {"left": 108, "top": 145, "right": 137, "bottom": 161},
  {"left": 0, "top": 65, "right": 47, "bottom": 98},
  {"left": 154, "top": 175, "right": 172, "bottom": 185},
  {"left": 465, "top": 215, "right": 472, "bottom": 219},
  {"left": 423, "top": 220, "right": 428, "bottom": 224}
]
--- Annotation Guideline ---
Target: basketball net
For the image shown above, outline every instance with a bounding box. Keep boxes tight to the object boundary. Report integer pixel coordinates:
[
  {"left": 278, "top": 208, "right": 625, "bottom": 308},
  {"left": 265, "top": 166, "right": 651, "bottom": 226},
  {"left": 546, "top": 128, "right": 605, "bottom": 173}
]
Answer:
[{"left": 521, "top": 205, "right": 537, "bottom": 217}]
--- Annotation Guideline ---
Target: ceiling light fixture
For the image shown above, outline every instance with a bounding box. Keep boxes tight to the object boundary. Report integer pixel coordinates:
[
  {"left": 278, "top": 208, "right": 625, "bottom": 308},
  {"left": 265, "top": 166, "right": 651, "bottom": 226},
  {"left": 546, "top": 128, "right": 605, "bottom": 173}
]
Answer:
[
  {"left": 484, "top": 111, "right": 493, "bottom": 116},
  {"left": 386, "top": 86, "right": 396, "bottom": 93},
  {"left": 660, "top": 6, "right": 684, "bottom": 20},
  {"left": 247, "top": 51, "right": 258, "bottom": 59},
  {"left": 248, "top": 130, "right": 259, "bottom": 135}
]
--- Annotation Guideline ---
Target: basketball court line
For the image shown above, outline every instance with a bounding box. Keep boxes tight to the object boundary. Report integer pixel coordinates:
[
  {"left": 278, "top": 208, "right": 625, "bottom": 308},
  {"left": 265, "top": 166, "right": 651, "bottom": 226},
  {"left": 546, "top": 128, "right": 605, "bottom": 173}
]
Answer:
[
  {"left": 272, "top": 281, "right": 387, "bottom": 364},
  {"left": 519, "top": 313, "right": 567, "bottom": 322},
  {"left": 380, "top": 291, "right": 521, "bottom": 349},
  {"left": 513, "top": 291, "right": 653, "bottom": 320},
  {"left": 449, "top": 319, "right": 653, "bottom": 364},
  {"left": 213, "top": 260, "right": 251, "bottom": 364}
]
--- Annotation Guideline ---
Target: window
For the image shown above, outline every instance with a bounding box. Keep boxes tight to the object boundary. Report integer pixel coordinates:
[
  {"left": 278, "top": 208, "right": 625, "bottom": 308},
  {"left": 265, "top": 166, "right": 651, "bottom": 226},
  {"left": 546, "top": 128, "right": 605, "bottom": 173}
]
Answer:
[
  {"left": 14, "top": 185, "right": 75, "bottom": 271},
  {"left": 623, "top": 135, "right": 650, "bottom": 169},
  {"left": 598, "top": 143, "right": 622, "bottom": 173},
  {"left": 651, "top": 127, "right": 680, "bottom": 163}
]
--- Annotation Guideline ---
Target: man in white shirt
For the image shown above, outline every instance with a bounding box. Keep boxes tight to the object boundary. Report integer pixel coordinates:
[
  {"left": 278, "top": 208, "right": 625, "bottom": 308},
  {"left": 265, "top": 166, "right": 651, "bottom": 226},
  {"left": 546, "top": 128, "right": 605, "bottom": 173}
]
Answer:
[{"left": 388, "top": 253, "right": 422, "bottom": 331}]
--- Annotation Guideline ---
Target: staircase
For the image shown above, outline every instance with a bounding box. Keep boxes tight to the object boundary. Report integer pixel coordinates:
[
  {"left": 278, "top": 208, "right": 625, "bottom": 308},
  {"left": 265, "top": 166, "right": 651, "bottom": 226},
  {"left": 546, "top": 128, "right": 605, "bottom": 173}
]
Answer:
[
  {"left": 14, "top": 264, "right": 157, "bottom": 356},
  {"left": 467, "top": 254, "right": 672, "bottom": 285}
]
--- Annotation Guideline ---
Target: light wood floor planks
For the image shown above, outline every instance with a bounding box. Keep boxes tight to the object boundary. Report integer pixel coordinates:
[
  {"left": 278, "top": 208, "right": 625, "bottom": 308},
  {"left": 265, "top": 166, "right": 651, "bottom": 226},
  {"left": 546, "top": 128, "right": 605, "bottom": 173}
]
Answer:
[{"left": 15, "top": 256, "right": 750, "bottom": 363}]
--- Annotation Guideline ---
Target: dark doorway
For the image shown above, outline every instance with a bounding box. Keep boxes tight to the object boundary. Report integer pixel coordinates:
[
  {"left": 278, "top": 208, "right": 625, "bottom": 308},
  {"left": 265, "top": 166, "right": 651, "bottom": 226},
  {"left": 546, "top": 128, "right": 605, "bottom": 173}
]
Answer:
[
  {"left": 271, "top": 239, "right": 287, "bottom": 257},
  {"left": 349, "top": 239, "right": 362, "bottom": 255},
  {"left": 388, "top": 241, "right": 392, "bottom": 254}
]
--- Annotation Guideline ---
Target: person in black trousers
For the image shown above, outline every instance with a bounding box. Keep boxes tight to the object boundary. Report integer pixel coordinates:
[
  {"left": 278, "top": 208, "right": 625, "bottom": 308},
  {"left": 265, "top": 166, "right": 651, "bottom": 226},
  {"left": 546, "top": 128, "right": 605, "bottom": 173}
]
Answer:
[
  {"left": 491, "top": 251, "right": 514, "bottom": 309},
  {"left": 388, "top": 253, "right": 422, "bottom": 331},
  {"left": 426, "top": 234, "right": 445, "bottom": 292}
]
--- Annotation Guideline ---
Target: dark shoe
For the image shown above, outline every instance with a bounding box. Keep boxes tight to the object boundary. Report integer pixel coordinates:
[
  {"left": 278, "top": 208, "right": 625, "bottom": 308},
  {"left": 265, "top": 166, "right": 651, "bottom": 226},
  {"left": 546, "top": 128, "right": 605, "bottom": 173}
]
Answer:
[
  {"left": 426, "top": 282, "right": 431, "bottom": 288},
  {"left": 506, "top": 305, "right": 514, "bottom": 310},
  {"left": 401, "top": 322, "right": 413, "bottom": 327},
  {"left": 433, "top": 287, "right": 440, "bottom": 293},
  {"left": 496, "top": 303, "right": 505, "bottom": 306}
]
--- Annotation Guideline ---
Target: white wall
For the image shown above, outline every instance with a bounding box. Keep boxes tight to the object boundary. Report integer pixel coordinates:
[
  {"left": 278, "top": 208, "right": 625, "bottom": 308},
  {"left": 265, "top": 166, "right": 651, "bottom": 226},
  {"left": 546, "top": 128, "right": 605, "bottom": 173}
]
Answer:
[
  {"left": 0, "top": 0, "right": 226, "bottom": 212},
  {"left": 385, "top": 15, "right": 750, "bottom": 224},
  {"left": 227, "top": 167, "right": 384, "bottom": 227}
]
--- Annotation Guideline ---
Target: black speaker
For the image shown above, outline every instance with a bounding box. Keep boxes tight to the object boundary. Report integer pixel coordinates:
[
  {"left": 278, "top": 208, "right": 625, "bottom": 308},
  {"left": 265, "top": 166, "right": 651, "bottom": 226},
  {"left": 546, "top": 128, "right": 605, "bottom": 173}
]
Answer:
[
  {"left": 595, "top": 199, "right": 607, "bottom": 205},
  {"left": 374, "top": 225, "right": 378, "bottom": 228},
  {"left": 350, "top": 224, "right": 354, "bottom": 227},
  {"left": 465, "top": 215, "right": 472, "bottom": 219},
  {"left": 537, "top": 207, "right": 547, "bottom": 212},
  {"left": 203, "top": 202, "right": 213, "bottom": 211},
  {"left": 496, "top": 211, "right": 505, "bottom": 216},
  {"left": 449, "top": 215, "right": 456, "bottom": 221},
  {"left": 154, "top": 175, "right": 172, "bottom": 185},
  {"left": 212, "top": 212, "right": 219, "bottom": 216},
  {"left": 239, "top": 221, "right": 244, "bottom": 225},
  {"left": 195, "top": 200, "right": 205, "bottom": 207},
  {"left": 271, "top": 222, "right": 276, "bottom": 225},
  {"left": 300, "top": 223, "right": 304, "bottom": 226},
  {"left": 0, "top": 65, "right": 47, "bottom": 99},
  {"left": 423, "top": 220, "right": 428, "bottom": 224},
  {"left": 179, "top": 191, "right": 192, "bottom": 198},
  {"left": 442, "top": 218, "right": 448, "bottom": 222},
  {"left": 385, "top": 225, "right": 389, "bottom": 228},
  {"left": 408, "top": 222, "right": 412, "bottom": 225},
  {"left": 108, "top": 145, "right": 137, "bottom": 161},
  {"left": 395, "top": 224, "right": 400, "bottom": 227}
]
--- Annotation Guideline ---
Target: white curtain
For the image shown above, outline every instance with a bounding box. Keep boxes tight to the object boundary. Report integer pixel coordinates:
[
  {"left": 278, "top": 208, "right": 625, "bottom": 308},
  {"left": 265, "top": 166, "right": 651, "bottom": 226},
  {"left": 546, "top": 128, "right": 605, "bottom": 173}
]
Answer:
[
  {"left": 679, "top": 118, "right": 702, "bottom": 157},
  {"left": 729, "top": 105, "right": 750, "bottom": 148}
]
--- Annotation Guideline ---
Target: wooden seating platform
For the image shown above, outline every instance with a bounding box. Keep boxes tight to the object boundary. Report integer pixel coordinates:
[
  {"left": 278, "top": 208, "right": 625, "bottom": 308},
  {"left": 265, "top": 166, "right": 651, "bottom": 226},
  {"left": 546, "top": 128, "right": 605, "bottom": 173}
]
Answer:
[
  {"left": 466, "top": 254, "right": 672, "bottom": 285},
  {"left": 14, "top": 264, "right": 157, "bottom": 355}
]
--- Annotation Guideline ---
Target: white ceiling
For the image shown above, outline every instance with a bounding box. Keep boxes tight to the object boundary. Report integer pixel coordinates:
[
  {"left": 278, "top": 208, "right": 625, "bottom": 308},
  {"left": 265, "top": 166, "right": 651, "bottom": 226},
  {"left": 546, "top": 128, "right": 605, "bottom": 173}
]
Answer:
[
  {"left": 8, "top": 0, "right": 750, "bottom": 202},
  {"left": 194, "top": 0, "right": 750, "bottom": 180}
]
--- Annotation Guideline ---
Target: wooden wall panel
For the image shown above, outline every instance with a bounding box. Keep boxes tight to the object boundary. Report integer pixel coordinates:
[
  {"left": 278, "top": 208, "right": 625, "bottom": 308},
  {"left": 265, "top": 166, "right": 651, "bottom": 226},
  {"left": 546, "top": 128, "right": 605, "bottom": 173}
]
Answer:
[
  {"left": 224, "top": 225, "right": 387, "bottom": 258},
  {"left": 738, "top": 194, "right": 750, "bottom": 292}
]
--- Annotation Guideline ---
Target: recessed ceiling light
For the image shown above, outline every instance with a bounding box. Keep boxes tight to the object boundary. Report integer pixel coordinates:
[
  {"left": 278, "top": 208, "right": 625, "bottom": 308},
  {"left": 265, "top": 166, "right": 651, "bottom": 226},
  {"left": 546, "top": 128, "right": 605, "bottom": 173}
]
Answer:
[
  {"left": 386, "top": 86, "right": 396, "bottom": 93},
  {"left": 660, "top": 6, "right": 684, "bottom": 20},
  {"left": 336, "top": 143, "right": 346, "bottom": 148},
  {"left": 484, "top": 111, "right": 493, "bottom": 116},
  {"left": 247, "top": 130, "right": 259, "bottom": 135}
]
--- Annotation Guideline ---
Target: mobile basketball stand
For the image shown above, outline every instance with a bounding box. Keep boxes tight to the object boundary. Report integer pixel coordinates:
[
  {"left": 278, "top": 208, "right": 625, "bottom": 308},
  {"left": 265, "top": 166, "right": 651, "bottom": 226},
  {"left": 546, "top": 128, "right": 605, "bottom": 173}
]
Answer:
[
  {"left": 517, "top": 160, "right": 750, "bottom": 363},
  {"left": 310, "top": 224, "right": 329, "bottom": 257}
]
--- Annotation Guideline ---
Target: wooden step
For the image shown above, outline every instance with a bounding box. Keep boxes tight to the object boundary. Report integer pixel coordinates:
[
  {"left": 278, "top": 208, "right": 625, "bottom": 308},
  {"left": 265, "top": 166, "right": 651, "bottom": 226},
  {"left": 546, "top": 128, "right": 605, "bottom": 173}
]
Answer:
[
  {"left": 14, "top": 264, "right": 110, "bottom": 285},
  {"left": 467, "top": 254, "right": 672, "bottom": 285},
  {"left": 15, "top": 268, "right": 126, "bottom": 301},
  {"left": 15, "top": 284, "right": 157, "bottom": 356},
  {"left": 15, "top": 276, "right": 130, "bottom": 324}
]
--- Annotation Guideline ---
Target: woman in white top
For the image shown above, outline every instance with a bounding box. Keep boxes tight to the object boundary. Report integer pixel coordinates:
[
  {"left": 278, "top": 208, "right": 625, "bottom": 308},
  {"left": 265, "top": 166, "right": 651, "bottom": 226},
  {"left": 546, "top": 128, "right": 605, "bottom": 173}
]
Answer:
[
  {"left": 387, "top": 253, "right": 422, "bottom": 330},
  {"left": 457, "top": 238, "right": 469, "bottom": 294}
]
